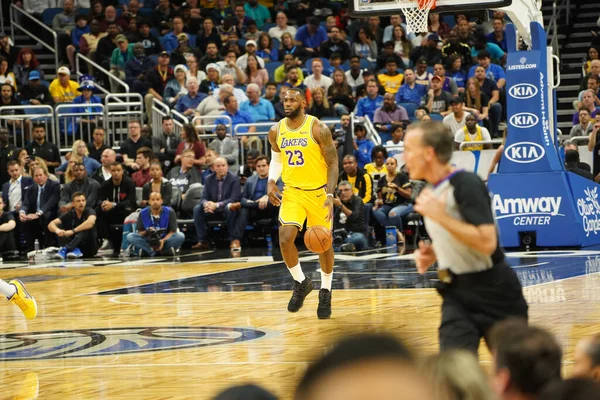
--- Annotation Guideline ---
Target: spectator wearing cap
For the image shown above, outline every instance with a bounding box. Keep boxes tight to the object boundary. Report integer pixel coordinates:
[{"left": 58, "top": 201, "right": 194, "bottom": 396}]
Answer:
[
  {"left": 196, "top": 17, "right": 223, "bottom": 55},
  {"left": 199, "top": 42, "right": 224, "bottom": 72},
  {"left": 175, "top": 77, "right": 207, "bottom": 117},
  {"left": 433, "top": 62, "right": 459, "bottom": 96},
  {"left": 422, "top": 75, "right": 452, "bottom": 116},
  {"left": 443, "top": 97, "right": 469, "bottom": 134},
  {"left": 164, "top": 64, "right": 188, "bottom": 107},
  {"left": 17, "top": 70, "right": 53, "bottom": 108},
  {"left": 137, "top": 19, "right": 163, "bottom": 56},
  {"left": 243, "top": 0, "right": 271, "bottom": 30},
  {"left": 295, "top": 17, "right": 328, "bottom": 57},
  {"left": 236, "top": 40, "right": 265, "bottom": 70},
  {"left": 240, "top": 83, "right": 275, "bottom": 122},
  {"left": 199, "top": 63, "right": 221, "bottom": 96},
  {"left": 49, "top": 67, "right": 80, "bottom": 104},
  {"left": 409, "top": 33, "right": 443, "bottom": 67},
  {"left": 373, "top": 93, "right": 409, "bottom": 142},
  {"left": 71, "top": 75, "right": 102, "bottom": 133},
  {"left": 163, "top": 16, "right": 186, "bottom": 54},
  {"left": 268, "top": 12, "right": 297, "bottom": 42},
  {"left": 377, "top": 58, "right": 404, "bottom": 95},
  {"left": 355, "top": 79, "right": 384, "bottom": 122},
  {"left": 53, "top": 0, "right": 77, "bottom": 65},
  {"left": 396, "top": 68, "right": 427, "bottom": 105},
  {"left": 125, "top": 43, "right": 154, "bottom": 87},
  {"left": 144, "top": 51, "right": 175, "bottom": 121},
  {"left": 109, "top": 35, "right": 135, "bottom": 92},
  {"left": 468, "top": 50, "right": 506, "bottom": 89}
]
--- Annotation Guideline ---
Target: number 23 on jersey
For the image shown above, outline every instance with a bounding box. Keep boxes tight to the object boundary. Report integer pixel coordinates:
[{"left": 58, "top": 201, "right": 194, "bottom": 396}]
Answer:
[{"left": 285, "top": 150, "right": 305, "bottom": 166}]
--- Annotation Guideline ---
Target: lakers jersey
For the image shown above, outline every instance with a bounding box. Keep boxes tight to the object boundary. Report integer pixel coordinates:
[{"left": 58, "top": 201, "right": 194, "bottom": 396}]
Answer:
[{"left": 276, "top": 115, "right": 328, "bottom": 190}]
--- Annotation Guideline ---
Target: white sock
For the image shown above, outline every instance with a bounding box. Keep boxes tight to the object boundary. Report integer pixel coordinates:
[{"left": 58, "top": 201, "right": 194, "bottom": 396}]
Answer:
[
  {"left": 0, "top": 279, "right": 16, "bottom": 299},
  {"left": 288, "top": 264, "right": 306, "bottom": 283},
  {"left": 321, "top": 271, "right": 333, "bottom": 291}
]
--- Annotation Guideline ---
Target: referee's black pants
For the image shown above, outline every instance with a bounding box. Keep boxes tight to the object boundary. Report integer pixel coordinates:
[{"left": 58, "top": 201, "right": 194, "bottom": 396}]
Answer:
[{"left": 436, "top": 262, "right": 528, "bottom": 354}]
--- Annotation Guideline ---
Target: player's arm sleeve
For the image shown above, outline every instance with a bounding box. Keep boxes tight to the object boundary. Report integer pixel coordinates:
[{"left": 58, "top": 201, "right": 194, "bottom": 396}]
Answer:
[{"left": 269, "top": 150, "right": 283, "bottom": 182}]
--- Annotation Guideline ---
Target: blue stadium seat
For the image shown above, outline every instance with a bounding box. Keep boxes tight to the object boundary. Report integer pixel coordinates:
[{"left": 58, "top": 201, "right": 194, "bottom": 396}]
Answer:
[
  {"left": 187, "top": 34, "right": 197, "bottom": 48},
  {"left": 271, "top": 38, "right": 280, "bottom": 50},
  {"left": 262, "top": 23, "right": 276, "bottom": 32},
  {"left": 429, "top": 113, "right": 443, "bottom": 121},
  {"left": 341, "top": 60, "right": 350, "bottom": 71},
  {"left": 42, "top": 8, "right": 63, "bottom": 26},
  {"left": 265, "top": 61, "right": 281, "bottom": 78},
  {"left": 398, "top": 103, "right": 418, "bottom": 119},
  {"left": 238, "top": 38, "right": 247, "bottom": 47}
]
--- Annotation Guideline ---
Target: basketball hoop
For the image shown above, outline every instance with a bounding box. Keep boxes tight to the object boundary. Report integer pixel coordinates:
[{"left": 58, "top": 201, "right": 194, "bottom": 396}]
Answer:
[{"left": 396, "top": 0, "right": 436, "bottom": 34}]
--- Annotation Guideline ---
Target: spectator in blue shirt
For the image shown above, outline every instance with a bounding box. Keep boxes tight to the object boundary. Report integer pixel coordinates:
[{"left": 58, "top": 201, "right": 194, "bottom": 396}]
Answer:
[
  {"left": 486, "top": 18, "right": 508, "bottom": 53},
  {"left": 175, "top": 77, "right": 207, "bottom": 118},
  {"left": 239, "top": 83, "right": 275, "bottom": 122},
  {"left": 467, "top": 50, "right": 506, "bottom": 89},
  {"left": 162, "top": 16, "right": 186, "bottom": 54},
  {"left": 353, "top": 124, "right": 374, "bottom": 169},
  {"left": 295, "top": 17, "right": 328, "bottom": 58},
  {"left": 214, "top": 94, "right": 257, "bottom": 139},
  {"left": 355, "top": 80, "right": 384, "bottom": 121},
  {"left": 396, "top": 69, "right": 427, "bottom": 104},
  {"left": 243, "top": 0, "right": 271, "bottom": 30},
  {"left": 125, "top": 43, "right": 155, "bottom": 86}
]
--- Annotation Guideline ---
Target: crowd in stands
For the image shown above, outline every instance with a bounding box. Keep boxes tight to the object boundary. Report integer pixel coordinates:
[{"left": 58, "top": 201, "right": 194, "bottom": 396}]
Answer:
[
  {"left": 0, "top": 0, "right": 526, "bottom": 257},
  {"left": 211, "top": 320, "right": 600, "bottom": 400}
]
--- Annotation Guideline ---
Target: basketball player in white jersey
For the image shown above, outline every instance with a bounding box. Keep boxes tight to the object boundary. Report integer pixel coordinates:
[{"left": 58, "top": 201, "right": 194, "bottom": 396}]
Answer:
[{"left": 267, "top": 88, "right": 339, "bottom": 319}]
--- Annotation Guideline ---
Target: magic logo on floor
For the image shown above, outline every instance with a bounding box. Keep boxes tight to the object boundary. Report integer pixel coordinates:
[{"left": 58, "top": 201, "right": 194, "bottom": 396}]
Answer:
[{"left": 0, "top": 327, "right": 266, "bottom": 360}]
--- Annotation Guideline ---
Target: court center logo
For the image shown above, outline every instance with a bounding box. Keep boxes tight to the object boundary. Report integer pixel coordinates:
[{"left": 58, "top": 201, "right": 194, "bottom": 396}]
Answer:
[
  {"left": 578, "top": 187, "right": 600, "bottom": 237},
  {"left": 0, "top": 327, "right": 266, "bottom": 361}
]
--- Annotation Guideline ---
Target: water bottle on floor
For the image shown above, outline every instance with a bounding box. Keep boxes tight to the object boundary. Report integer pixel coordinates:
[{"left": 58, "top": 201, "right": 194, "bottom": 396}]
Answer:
[
  {"left": 266, "top": 234, "right": 273, "bottom": 256},
  {"left": 385, "top": 226, "right": 397, "bottom": 247},
  {"left": 34, "top": 239, "right": 40, "bottom": 251}
]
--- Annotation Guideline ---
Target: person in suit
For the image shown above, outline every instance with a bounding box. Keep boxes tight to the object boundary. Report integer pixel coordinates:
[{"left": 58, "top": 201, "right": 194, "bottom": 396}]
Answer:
[
  {"left": 96, "top": 162, "right": 136, "bottom": 254},
  {"left": 2, "top": 160, "right": 33, "bottom": 250},
  {"left": 192, "top": 157, "right": 241, "bottom": 251},
  {"left": 230, "top": 155, "right": 281, "bottom": 246},
  {"left": 19, "top": 166, "right": 60, "bottom": 251}
]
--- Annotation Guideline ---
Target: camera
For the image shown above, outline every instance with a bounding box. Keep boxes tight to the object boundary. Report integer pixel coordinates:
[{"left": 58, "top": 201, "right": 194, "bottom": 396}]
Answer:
[
  {"left": 333, "top": 228, "right": 348, "bottom": 247},
  {"left": 147, "top": 228, "right": 166, "bottom": 249}
]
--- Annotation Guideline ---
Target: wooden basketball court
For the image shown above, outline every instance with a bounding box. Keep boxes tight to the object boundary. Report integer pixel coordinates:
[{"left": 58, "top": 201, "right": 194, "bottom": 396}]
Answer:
[{"left": 0, "top": 248, "right": 598, "bottom": 399}]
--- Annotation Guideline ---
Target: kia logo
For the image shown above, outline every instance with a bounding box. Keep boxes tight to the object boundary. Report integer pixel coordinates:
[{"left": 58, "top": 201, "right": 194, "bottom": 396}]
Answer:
[
  {"left": 509, "top": 113, "right": 539, "bottom": 128},
  {"left": 508, "top": 84, "right": 538, "bottom": 100},
  {"left": 505, "top": 142, "right": 545, "bottom": 163}
]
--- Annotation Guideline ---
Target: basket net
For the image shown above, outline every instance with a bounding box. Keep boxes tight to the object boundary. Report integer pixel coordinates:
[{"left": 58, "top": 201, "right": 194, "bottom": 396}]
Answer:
[{"left": 397, "top": 0, "right": 437, "bottom": 34}]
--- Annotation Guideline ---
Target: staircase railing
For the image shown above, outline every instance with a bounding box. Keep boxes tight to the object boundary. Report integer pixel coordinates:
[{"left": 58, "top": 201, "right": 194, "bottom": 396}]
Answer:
[
  {"left": 76, "top": 53, "right": 129, "bottom": 95},
  {"left": 10, "top": 4, "right": 59, "bottom": 68},
  {"left": 547, "top": 0, "right": 570, "bottom": 59}
]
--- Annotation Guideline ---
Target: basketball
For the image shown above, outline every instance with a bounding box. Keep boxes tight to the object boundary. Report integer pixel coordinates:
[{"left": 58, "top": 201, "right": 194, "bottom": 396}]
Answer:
[{"left": 304, "top": 226, "right": 332, "bottom": 254}]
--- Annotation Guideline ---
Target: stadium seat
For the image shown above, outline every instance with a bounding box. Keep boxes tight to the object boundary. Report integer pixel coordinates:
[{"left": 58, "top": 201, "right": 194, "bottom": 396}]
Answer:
[
  {"left": 429, "top": 113, "right": 444, "bottom": 121},
  {"left": 398, "top": 103, "right": 418, "bottom": 119},
  {"left": 187, "top": 34, "right": 197, "bottom": 48},
  {"left": 171, "top": 186, "right": 182, "bottom": 210},
  {"left": 177, "top": 185, "right": 204, "bottom": 224},
  {"left": 262, "top": 23, "right": 276, "bottom": 32},
  {"left": 42, "top": 8, "right": 63, "bottom": 26},
  {"left": 265, "top": 61, "right": 281, "bottom": 78}
]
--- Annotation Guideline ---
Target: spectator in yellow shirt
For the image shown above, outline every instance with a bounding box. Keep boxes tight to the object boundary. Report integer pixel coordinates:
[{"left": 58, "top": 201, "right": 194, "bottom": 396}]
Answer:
[
  {"left": 48, "top": 66, "right": 80, "bottom": 103},
  {"left": 377, "top": 58, "right": 404, "bottom": 95}
]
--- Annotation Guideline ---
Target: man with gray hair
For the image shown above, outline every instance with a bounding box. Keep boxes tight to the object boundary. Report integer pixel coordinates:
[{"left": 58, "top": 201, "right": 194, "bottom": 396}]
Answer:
[
  {"left": 175, "top": 76, "right": 207, "bottom": 117},
  {"left": 91, "top": 148, "right": 118, "bottom": 184},
  {"left": 214, "top": 74, "right": 248, "bottom": 104},
  {"left": 332, "top": 180, "right": 368, "bottom": 252},
  {"left": 196, "top": 83, "right": 233, "bottom": 118},
  {"left": 240, "top": 83, "right": 276, "bottom": 122}
]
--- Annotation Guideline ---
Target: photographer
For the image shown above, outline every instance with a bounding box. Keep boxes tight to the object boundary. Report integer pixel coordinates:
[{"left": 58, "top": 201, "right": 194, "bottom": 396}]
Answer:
[
  {"left": 48, "top": 192, "right": 98, "bottom": 259},
  {"left": 332, "top": 181, "right": 368, "bottom": 252},
  {"left": 127, "top": 192, "right": 184, "bottom": 257}
]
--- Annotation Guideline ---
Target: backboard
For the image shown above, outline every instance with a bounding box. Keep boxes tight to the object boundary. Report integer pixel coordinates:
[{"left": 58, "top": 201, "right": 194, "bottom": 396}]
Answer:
[{"left": 349, "top": 0, "right": 514, "bottom": 18}]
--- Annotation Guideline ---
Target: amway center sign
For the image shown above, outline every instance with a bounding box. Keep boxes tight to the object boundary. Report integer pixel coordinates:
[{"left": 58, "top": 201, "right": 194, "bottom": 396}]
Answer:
[{"left": 493, "top": 194, "right": 563, "bottom": 226}]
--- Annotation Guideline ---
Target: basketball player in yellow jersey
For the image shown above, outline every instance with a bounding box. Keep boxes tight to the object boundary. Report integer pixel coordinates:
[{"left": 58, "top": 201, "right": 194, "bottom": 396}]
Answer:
[{"left": 267, "top": 88, "right": 339, "bottom": 319}]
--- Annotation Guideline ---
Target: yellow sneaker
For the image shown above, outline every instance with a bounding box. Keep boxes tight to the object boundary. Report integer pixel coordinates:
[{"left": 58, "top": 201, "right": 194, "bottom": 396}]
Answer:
[{"left": 8, "top": 280, "right": 37, "bottom": 320}]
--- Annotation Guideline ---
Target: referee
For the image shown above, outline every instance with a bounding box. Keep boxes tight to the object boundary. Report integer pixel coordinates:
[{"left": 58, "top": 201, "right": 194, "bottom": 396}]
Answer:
[{"left": 403, "top": 121, "right": 528, "bottom": 353}]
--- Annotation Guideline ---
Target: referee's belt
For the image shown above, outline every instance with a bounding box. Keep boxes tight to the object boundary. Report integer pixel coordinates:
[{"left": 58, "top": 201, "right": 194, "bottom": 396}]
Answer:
[{"left": 438, "top": 269, "right": 453, "bottom": 284}]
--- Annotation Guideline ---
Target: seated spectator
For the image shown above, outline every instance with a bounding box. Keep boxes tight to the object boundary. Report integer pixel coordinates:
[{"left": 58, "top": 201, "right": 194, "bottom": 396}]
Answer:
[
  {"left": 192, "top": 157, "right": 241, "bottom": 251},
  {"left": 0, "top": 57, "right": 17, "bottom": 90},
  {"left": 395, "top": 68, "right": 427, "bottom": 106},
  {"left": 433, "top": 63, "right": 458, "bottom": 96},
  {"left": 209, "top": 124, "right": 240, "bottom": 183},
  {"left": 352, "top": 26, "right": 378, "bottom": 62},
  {"left": 202, "top": 148, "right": 218, "bottom": 183},
  {"left": 0, "top": 128, "right": 14, "bottom": 186},
  {"left": 27, "top": 157, "right": 58, "bottom": 182},
  {"left": 153, "top": 116, "right": 180, "bottom": 169},
  {"left": 215, "top": 16, "right": 237, "bottom": 43},
  {"left": 575, "top": 76, "right": 600, "bottom": 110},
  {"left": 164, "top": 64, "right": 188, "bottom": 107},
  {"left": 463, "top": 77, "right": 490, "bottom": 124},
  {"left": 240, "top": 83, "right": 275, "bottom": 122},
  {"left": 65, "top": 14, "right": 90, "bottom": 71},
  {"left": 354, "top": 124, "right": 375, "bottom": 170},
  {"left": 143, "top": 51, "right": 174, "bottom": 122},
  {"left": 94, "top": 22, "right": 119, "bottom": 72},
  {"left": 163, "top": 16, "right": 186, "bottom": 54},
  {"left": 12, "top": 49, "right": 44, "bottom": 89},
  {"left": 263, "top": 81, "right": 278, "bottom": 105},
  {"left": 279, "top": 32, "right": 309, "bottom": 64},
  {"left": 386, "top": 124, "right": 405, "bottom": 156},
  {"left": 152, "top": 0, "right": 178, "bottom": 36},
  {"left": 422, "top": 75, "right": 453, "bottom": 116},
  {"left": 372, "top": 157, "right": 411, "bottom": 241},
  {"left": 304, "top": 59, "right": 333, "bottom": 94},
  {"left": 274, "top": 54, "right": 304, "bottom": 84},
  {"left": 169, "top": 34, "right": 201, "bottom": 66},
  {"left": 220, "top": 30, "right": 244, "bottom": 58},
  {"left": 174, "top": 123, "right": 206, "bottom": 168},
  {"left": 565, "top": 150, "right": 594, "bottom": 181},
  {"left": 91, "top": 149, "right": 117, "bottom": 184},
  {"left": 2, "top": 160, "right": 33, "bottom": 248},
  {"left": 214, "top": 94, "right": 256, "bottom": 140},
  {"left": 198, "top": 63, "right": 221, "bottom": 96},
  {"left": 96, "top": 162, "right": 136, "bottom": 254},
  {"left": 376, "top": 41, "right": 404, "bottom": 72},
  {"left": 245, "top": 54, "right": 269, "bottom": 91},
  {"left": 167, "top": 149, "right": 202, "bottom": 196},
  {"left": 268, "top": 12, "right": 297, "bottom": 42},
  {"left": 198, "top": 42, "right": 223, "bottom": 72},
  {"left": 255, "top": 33, "right": 278, "bottom": 64},
  {"left": 489, "top": 319, "right": 562, "bottom": 400},
  {"left": 236, "top": 40, "right": 265, "bottom": 70},
  {"left": 0, "top": 84, "right": 22, "bottom": 136},
  {"left": 59, "top": 161, "right": 100, "bottom": 214},
  {"left": 175, "top": 77, "right": 207, "bottom": 118},
  {"left": 570, "top": 109, "right": 594, "bottom": 138},
  {"left": 572, "top": 334, "right": 600, "bottom": 381},
  {"left": 120, "top": 120, "right": 153, "bottom": 171},
  {"left": 17, "top": 70, "right": 53, "bottom": 120},
  {"left": 378, "top": 58, "right": 404, "bottom": 96},
  {"left": 447, "top": 55, "right": 467, "bottom": 93},
  {"left": 333, "top": 181, "right": 368, "bottom": 252},
  {"left": 125, "top": 43, "right": 154, "bottom": 87},
  {"left": 410, "top": 33, "right": 442, "bottom": 67},
  {"left": 456, "top": 17, "right": 476, "bottom": 47},
  {"left": 49, "top": 66, "right": 80, "bottom": 104},
  {"left": 25, "top": 124, "right": 61, "bottom": 173},
  {"left": 244, "top": 0, "right": 270, "bottom": 30},
  {"left": 140, "top": 162, "right": 173, "bottom": 209},
  {"left": 472, "top": 30, "right": 506, "bottom": 66},
  {"left": 109, "top": 35, "right": 136, "bottom": 89},
  {"left": 295, "top": 17, "right": 328, "bottom": 58},
  {"left": 232, "top": 4, "right": 252, "bottom": 35},
  {"left": 580, "top": 60, "right": 600, "bottom": 92},
  {"left": 19, "top": 166, "right": 60, "bottom": 251},
  {"left": 216, "top": 51, "right": 245, "bottom": 85},
  {"left": 308, "top": 86, "right": 336, "bottom": 119},
  {"left": 472, "top": 66, "right": 502, "bottom": 137},
  {"left": 243, "top": 20, "right": 261, "bottom": 42},
  {"left": 238, "top": 148, "right": 259, "bottom": 185},
  {"left": 443, "top": 98, "right": 469, "bottom": 134},
  {"left": 100, "top": 6, "right": 128, "bottom": 32},
  {"left": 70, "top": 75, "right": 102, "bottom": 133},
  {"left": 196, "top": 82, "right": 231, "bottom": 117},
  {"left": 327, "top": 69, "right": 355, "bottom": 116},
  {"left": 53, "top": 0, "right": 77, "bottom": 65},
  {"left": 0, "top": 197, "right": 17, "bottom": 254},
  {"left": 454, "top": 114, "right": 492, "bottom": 151},
  {"left": 136, "top": 19, "right": 162, "bottom": 56},
  {"left": 0, "top": 33, "right": 19, "bottom": 71},
  {"left": 127, "top": 192, "right": 184, "bottom": 256},
  {"left": 414, "top": 58, "right": 433, "bottom": 87},
  {"left": 487, "top": 17, "right": 508, "bottom": 54},
  {"left": 574, "top": 90, "right": 600, "bottom": 124},
  {"left": 216, "top": 74, "right": 249, "bottom": 104},
  {"left": 374, "top": 93, "right": 409, "bottom": 142},
  {"left": 364, "top": 145, "right": 388, "bottom": 184},
  {"left": 339, "top": 154, "right": 374, "bottom": 206},
  {"left": 131, "top": 147, "right": 153, "bottom": 187},
  {"left": 320, "top": 26, "right": 351, "bottom": 63},
  {"left": 49, "top": 191, "right": 97, "bottom": 259},
  {"left": 355, "top": 80, "right": 384, "bottom": 121},
  {"left": 390, "top": 25, "right": 413, "bottom": 68},
  {"left": 57, "top": 140, "right": 101, "bottom": 176},
  {"left": 468, "top": 50, "right": 506, "bottom": 90}
]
